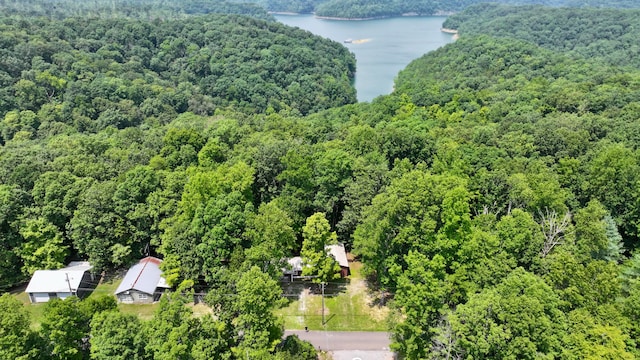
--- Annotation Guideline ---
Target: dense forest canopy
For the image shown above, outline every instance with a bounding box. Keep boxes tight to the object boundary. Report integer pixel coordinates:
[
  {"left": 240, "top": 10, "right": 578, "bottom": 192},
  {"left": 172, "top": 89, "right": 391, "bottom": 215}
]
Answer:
[
  {"left": 243, "top": 0, "right": 640, "bottom": 19},
  {"left": 0, "top": 12, "right": 356, "bottom": 135},
  {"left": 6, "top": 0, "right": 640, "bottom": 19},
  {"left": 0, "top": 5, "right": 359, "bottom": 287},
  {"left": 3, "top": 0, "right": 640, "bottom": 358},
  {"left": 443, "top": 4, "right": 640, "bottom": 69},
  {"left": 0, "top": 0, "right": 275, "bottom": 21}
]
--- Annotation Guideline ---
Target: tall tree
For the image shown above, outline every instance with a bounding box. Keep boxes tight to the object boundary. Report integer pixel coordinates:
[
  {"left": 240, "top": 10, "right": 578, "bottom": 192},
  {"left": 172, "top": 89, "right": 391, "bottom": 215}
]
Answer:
[
  {"left": 144, "top": 290, "right": 197, "bottom": 360},
  {"left": 390, "top": 252, "right": 447, "bottom": 359},
  {"left": 451, "top": 268, "right": 566, "bottom": 359},
  {"left": 0, "top": 184, "right": 30, "bottom": 288},
  {"left": 0, "top": 293, "right": 33, "bottom": 360},
  {"left": 233, "top": 266, "right": 285, "bottom": 358},
  {"left": 245, "top": 201, "right": 296, "bottom": 278},
  {"left": 160, "top": 162, "right": 254, "bottom": 283},
  {"left": 17, "top": 217, "right": 68, "bottom": 276},
  {"left": 40, "top": 297, "right": 91, "bottom": 360},
  {"left": 300, "top": 212, "right": 340, "bottom": 284},
  {"left": 90, "top": 311, "right": 146, "bottom": 360}
]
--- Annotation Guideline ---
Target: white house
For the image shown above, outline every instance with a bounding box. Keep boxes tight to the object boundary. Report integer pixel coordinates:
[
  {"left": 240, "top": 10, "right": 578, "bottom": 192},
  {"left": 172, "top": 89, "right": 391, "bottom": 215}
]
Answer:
[
  {"left": 115, "top": 257, "right": 171, "bottom": 303},
  {"left": 25, "top": 261, "right": 94, "bottom": 303}
]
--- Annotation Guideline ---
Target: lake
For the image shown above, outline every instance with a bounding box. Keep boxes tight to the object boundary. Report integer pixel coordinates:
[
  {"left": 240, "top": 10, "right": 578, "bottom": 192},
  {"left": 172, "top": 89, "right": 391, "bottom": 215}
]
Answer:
[{"left": 275, "top": 14, "right": 455, "bottom": 102}]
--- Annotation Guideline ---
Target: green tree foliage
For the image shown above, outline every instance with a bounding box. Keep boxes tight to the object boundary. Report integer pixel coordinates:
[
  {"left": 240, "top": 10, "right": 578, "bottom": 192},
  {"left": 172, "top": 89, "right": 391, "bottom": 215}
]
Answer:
[
  {"left": 233, "top": 266, "right": 286, "bottom": 358},
  {"left": 0, "top": 12, "right": 355, "bottom": 125},
  {"left": 0, "top": 293, "right": 33, "bottom": 360},
  {"left": 17, "top": 217, "right": 68, "bottom": 276},
  {"left": 274, "top": 335, "right": 318, "bottom": 360},
  {"left": 0, "top": 0, "right": 274, "bottom": 21},
  {"left": 444, "top": 4, "right": 640, "bottom": 69},
  {"left": 161, "top": 162, "right": 255, "bottom": 283},
  {"left": 390, "top": 252, "right": 447, "bottom": 359},
  {"left": 144, "top": 290, "right": 198, "bottom": 360},
  {"left": 245, "top": 201, "right": 297, "bottom": 277},
  {"left": 353, "top": 169, "right": 470, "bottom": 292},
  {"left": 40, "top": 297, "right": 91, "bottom": 360},
  {"left": 0, "top": 184, "right": 30, "bottom": 288},
  {"left": 562, "top": 309, "right": 634, "bottom": 360},
  {"left": 300, "top": 212, "right": 340, "bottom": 283},
  {"left": 3, "top": 2, "right": 640, "bottom": 358},
  {"left": 312, "top": 0, "right": 640, "bottom": 19},
  {"left": 451, "top": 268, "right": 566, "bottom": 359},
  {"left": 90, "top": 311, "right": 145, "bottom": 360}
]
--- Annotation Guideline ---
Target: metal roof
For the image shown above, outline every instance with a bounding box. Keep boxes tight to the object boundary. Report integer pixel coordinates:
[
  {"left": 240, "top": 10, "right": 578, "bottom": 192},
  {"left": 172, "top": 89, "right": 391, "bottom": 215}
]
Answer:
[
  {"left": 25, "top": 262, "right": 93, "bottom": 293},
  {"left": 115, "top": 257, "right": 169, "bottom": 295},
  {"left": 327, "top": 243, "right": 349, "bottom": 268}
]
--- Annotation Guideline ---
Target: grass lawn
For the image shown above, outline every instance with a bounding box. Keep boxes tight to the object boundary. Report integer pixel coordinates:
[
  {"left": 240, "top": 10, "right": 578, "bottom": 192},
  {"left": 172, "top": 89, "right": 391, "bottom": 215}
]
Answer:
[
  {"left": 275, "top": 261, "right": 389, "bottom": 331},
  {"left": 13, "top": 275, "right": 160, "bottom": 326},
  {"left": 89, "top": 276, "right": 160, "bottom": 320},
  {"left": 13, "top": 261, "right": 388, "bottom": 331}
]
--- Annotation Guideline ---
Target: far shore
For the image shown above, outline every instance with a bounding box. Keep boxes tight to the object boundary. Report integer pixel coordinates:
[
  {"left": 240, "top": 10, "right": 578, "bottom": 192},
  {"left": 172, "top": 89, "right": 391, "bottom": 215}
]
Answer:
[
  {"left": 272, "top": 11, "right": 455, "bottom": 22},
  {"left": 268, "top": 11, "right": 302, "bottom": 16},
  {"left": 315, "top": 15, "right": 388, "bottom": 21}
]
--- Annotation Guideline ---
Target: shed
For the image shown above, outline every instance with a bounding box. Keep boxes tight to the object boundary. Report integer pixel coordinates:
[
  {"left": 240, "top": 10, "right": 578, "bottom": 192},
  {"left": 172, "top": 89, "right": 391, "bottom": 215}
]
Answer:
[
  {"left": 25, "top": 261, "right": 94, "bottom": 303},
  {"left": 327, "top": 243, "right": 350, "bottom": 278},
  {"left": 115, "top": 257, "right": 171, "bottom": 303}
]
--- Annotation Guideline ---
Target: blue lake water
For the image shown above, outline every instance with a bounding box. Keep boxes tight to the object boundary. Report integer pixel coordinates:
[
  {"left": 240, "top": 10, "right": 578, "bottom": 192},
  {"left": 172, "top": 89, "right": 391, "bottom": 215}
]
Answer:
[{"left": 275, "top": 14, "right": 455, "bottom": 102}]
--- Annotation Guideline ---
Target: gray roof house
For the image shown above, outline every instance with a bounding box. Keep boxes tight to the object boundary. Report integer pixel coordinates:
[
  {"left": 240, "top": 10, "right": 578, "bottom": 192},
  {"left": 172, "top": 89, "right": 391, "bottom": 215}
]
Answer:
[
  {"left": 115, "top": 256, "right": 171, "bottom": 303},
  {"left": 25, "top": 261, "right": 94, "bottom": 303}
]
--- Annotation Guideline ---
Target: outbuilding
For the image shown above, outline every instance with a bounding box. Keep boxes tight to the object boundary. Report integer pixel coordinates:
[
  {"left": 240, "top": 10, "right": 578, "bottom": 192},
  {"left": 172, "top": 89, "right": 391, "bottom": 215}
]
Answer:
[
  {"left": 115, "top": 256, "right": 171, "bottom": 303},
  {"left": 25, "top": 261, "right": 94, "bottom": 303},
  {"left": 326, "top": 243, "right": 350, "bottom": 278}
]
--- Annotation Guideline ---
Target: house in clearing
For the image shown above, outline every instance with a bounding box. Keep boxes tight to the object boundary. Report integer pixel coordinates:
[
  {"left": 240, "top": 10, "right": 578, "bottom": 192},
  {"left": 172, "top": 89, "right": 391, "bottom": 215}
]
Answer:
[
  {"left": 115, "top": 256, "right": 171, "bottom": 303},
  {"left": 326, "top": 243, "right": 350, "bottom": 278},
  {"left": 283, "top": 243, "right": 350, "bottom": 281},
  {"left": 25, "top": 261, "right": 95, "bottom": 303},
  {"left": 283, "top": 256, "right": 304, "bottom": 281}
]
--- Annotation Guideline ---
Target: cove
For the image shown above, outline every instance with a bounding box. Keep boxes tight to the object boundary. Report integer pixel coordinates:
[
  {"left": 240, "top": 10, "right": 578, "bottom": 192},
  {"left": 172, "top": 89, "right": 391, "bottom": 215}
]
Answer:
[{"left": 275, "top": 14, "right": 455, "bottom": 102}]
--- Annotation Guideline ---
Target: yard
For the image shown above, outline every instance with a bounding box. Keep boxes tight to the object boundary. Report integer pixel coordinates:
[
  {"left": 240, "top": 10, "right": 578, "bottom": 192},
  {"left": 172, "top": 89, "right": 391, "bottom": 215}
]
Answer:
[
  {"left": 275, "top": 261, "right": 389, "bottom": 331},
  {"left": 13, "top": 261, "right": 389, "bottom": 332}
]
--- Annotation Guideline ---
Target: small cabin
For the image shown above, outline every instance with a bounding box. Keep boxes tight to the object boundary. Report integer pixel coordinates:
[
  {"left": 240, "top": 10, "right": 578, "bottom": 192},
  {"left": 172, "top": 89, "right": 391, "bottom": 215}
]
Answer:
[
  {"left": 115, "top": 257, "right": 171, "bottom": 303},
  {"left": 326, "top": 243, "right": 350, "bottom": 278}
]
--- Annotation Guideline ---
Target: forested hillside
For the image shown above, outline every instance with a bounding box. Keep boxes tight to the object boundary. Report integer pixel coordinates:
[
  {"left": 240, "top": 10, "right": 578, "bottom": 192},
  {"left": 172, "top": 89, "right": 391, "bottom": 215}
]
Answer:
[
  {"left": 0, "top": 8, "right": 358, "bottom": 288},
  {"left": 384, "top": 34, "right": 640, "bottom": 357},
  {"left": 443, "top": 4, "right": 640, "bottom": 68},
  {"left": 0, "top": 13, "right": 356, "bottom": 139},
  {"left": 3, "top": 0, "right": 640, "bottom": 359},
  {"left": 258, "top": 0, "right": 640, "bottom": 19},
  {"left": 0, "top": 0, "right": 274, "bottom": 21}
]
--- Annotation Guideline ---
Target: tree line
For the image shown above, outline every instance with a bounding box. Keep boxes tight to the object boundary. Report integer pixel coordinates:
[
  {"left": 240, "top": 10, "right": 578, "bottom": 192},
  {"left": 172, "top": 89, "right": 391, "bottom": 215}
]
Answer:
[
  {"left": 0, "top": 284, "right": 317, "bottom": 359},
  {"left": 0, "top": 0, "right": 274, "bottom": 21},
  {"left": 239, "top": 0, "right": 640, "bottom": 19}
]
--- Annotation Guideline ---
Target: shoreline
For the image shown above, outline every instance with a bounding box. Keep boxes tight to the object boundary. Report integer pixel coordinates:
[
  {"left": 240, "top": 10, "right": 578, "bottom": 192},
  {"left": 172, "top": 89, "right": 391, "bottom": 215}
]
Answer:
[
  {"left": 315, "top": 15, "right": 388, "bottom": 21},
  {"left": 268, "top": 11, "right": 302, "bottom": 16},
  {"left": 440, "top": 27, "right": 458, "bottom": 34},
  {"left": 271, "top": 9, "right": 457, "bottom": 21},
  {"left": 314, "top": 13, "right": 451, "bottom": 21}
]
